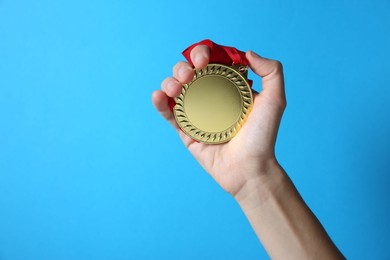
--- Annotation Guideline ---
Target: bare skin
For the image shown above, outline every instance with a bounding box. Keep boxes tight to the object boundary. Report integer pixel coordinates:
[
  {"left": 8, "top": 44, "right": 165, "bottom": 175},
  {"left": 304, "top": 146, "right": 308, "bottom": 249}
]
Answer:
[{"left": 152, "top": 45, "right": 344, "bottom": 259}]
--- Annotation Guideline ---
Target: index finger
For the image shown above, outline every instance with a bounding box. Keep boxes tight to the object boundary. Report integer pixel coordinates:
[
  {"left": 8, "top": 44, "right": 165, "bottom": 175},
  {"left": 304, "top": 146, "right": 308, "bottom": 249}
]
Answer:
[{"left": 189, "top": 45, "right": 210, "bottom": 69}]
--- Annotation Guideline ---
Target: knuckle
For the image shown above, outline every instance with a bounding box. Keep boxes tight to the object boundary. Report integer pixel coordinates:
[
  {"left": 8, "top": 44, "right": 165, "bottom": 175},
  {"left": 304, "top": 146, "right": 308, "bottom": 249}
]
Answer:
[
  {"left": 161, "top": 78, "right": 169, "bottom": 89},
  {"left": 269, "top": 93, "right": 287, "bottom": 111},
  {"left": 278, "top": 96, "right": 287, "bottom": 111},
  {"left": 271, "top": 60, "right": 283, "bottom": 73},
  {"left": 192, "top": 45, "right": 210, "bottom": 56},
  {"left": 173, "top": 61, "right": 193, "bottom": 80},
  {"left": 160, "top": 78, "right": 167, "bottom": 90},
  {"left": 191, "top": 45, "right": 210, "bottom": 67},
  {"left": 172, "top": 62, "right": 184, "bottom": 75},
  {"left": 281, "top": 98, "right": 287, "bottom": 110}
]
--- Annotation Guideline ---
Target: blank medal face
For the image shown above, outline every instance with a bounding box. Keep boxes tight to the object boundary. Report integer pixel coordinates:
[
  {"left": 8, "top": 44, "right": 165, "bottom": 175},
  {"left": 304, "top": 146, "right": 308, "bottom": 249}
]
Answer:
[
  {"left": 174, "top": 64, "right": 253, "bottom": 144},
  {"left": 184, "top": 75, "right": 242, "bottom": 133}
]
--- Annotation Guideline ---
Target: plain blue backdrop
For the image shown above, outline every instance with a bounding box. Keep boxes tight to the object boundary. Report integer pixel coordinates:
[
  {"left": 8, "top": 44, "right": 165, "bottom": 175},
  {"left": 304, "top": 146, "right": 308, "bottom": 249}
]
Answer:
[{"left": 0, "top": 0, "right": 389, "bottom": 259}]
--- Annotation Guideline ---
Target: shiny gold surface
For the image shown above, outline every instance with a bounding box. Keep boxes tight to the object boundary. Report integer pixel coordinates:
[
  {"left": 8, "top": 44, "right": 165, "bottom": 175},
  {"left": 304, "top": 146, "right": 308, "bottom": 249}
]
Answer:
[{"left": 174, "top": 64, "right": 253, "bottom": 144}]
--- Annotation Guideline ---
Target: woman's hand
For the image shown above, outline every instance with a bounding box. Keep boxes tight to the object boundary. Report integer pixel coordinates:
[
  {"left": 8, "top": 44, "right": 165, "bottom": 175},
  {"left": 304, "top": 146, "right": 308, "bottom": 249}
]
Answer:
[{"left": 152, "top": 45, "right": 286, "bottom": 197}]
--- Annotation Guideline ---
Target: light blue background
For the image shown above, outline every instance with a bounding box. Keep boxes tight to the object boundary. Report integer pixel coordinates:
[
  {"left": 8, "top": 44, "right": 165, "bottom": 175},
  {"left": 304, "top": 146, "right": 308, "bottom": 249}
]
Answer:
[{"left": 0, "top": 0, "right": 389, "bottom": 259}]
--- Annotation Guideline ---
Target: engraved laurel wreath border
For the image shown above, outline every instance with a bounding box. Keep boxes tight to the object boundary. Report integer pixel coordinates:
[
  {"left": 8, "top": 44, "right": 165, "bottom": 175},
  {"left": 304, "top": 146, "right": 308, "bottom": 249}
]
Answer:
[{"left": 173, "top": 64, "right": 253, "bottom": 144}]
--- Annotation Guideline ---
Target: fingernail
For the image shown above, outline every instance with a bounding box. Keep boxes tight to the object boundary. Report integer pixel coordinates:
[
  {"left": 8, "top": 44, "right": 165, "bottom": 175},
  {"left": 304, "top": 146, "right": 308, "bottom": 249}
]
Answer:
[
  {"left": 178, "top": 67, "right": 187, "bottom": 77},
  {"left": 166, "top": 80, "right": 175, "bottom": 91},
  {"left": 249, "top": 50, "right": 261, "bottom": 58},
  {"left": 194, "top": 54, "right": 205, "bottom": 65}
]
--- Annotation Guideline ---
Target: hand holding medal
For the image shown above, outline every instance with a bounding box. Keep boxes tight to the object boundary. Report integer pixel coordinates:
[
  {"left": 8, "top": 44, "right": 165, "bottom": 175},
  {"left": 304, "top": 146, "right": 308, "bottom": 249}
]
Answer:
[{"left": 152, "top": 39, "right": 286, "bottom": 196}]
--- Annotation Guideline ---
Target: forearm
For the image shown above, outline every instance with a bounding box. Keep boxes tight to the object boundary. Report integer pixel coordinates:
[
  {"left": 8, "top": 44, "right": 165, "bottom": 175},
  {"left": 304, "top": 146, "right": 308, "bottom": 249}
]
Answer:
[{"left": 235, "top": 161, "right": 344, "bottom": 259}]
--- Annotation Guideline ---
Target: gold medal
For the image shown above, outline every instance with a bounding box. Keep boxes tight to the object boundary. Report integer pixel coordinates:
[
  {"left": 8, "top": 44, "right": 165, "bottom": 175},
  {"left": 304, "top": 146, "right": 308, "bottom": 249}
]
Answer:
[{"left": 173, "top": 64, "right": 253, "bottom": 144}]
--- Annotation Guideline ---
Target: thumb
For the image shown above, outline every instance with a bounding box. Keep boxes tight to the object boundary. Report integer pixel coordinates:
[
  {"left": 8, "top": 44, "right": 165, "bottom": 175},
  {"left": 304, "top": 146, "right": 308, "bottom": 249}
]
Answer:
[{"left": 246, "top": 51, "right": 286, "bottom": 107}]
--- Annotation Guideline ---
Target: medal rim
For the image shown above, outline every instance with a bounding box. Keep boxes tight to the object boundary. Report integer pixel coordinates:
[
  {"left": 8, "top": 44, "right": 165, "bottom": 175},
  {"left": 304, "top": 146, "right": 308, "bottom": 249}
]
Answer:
[{"left": 173, "top": 63, "right": 253, "bottom": 144}]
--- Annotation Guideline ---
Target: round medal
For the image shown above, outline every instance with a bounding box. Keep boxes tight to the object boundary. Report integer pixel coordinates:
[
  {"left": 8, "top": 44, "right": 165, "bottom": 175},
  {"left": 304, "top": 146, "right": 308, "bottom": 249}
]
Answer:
[{"left": 173, "top": 64, "right": 253, "bottom": 144}]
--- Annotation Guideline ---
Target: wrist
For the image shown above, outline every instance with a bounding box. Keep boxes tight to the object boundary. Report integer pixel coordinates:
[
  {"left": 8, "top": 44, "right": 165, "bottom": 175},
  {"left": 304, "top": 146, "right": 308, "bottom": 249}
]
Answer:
[{"left": 233, "top": 159, "right": 287, "bottom": 208}]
